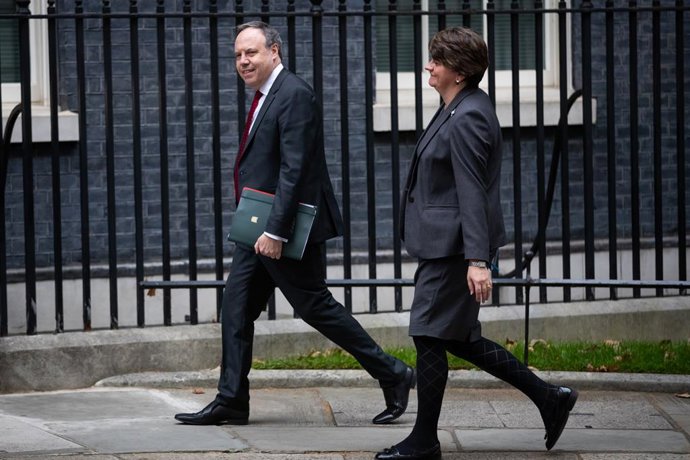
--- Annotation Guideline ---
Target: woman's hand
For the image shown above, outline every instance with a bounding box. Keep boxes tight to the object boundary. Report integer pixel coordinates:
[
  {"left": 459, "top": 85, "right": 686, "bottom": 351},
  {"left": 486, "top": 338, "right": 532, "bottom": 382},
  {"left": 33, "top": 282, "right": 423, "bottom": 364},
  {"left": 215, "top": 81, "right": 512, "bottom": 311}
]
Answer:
[{"left": 467, "top": 264, "right": 492, "bottom": 304}]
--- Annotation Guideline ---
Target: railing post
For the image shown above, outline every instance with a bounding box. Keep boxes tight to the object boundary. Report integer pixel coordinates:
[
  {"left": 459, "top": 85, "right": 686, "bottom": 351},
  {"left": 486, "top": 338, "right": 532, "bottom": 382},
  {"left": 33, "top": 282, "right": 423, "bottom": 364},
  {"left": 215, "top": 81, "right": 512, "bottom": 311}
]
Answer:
[
  {"left": 183, "top": 0, "right": 198, "bottom": 324},
  {"left": 486, "top": 0, "right": 496, "bottom": 106},
  {"left": 581, "top": 0, "right": 595, "bottom": 301},
  {"left": 557, "top": 0, "right": 571, "bottom": 302},
  {"left": 310, "top": 0, "right": 323, "bottom": 108},
  {"left": 208, "top": 0, "right": 224, "bottom": 320},
  {"left": 129, "top": 0, "right": 145, "bottom": 328},
  {"left": 412, "top": 0, "right": 423, "bottom": 137},
  {"left": 102, "top": 0, "right": 119, "bottom": 329},
  {"left": 287, "top": 0, "right": 296, "bottom": 72},
  {"left": 74, "top": 0, "right": 92, "bottom": 331},
  {"left": 337, "top": 0, "right": 353, "bottom": 313},
  {"left": 47, "top": 0, "right": 64, "bottom": 333},
  {"left": 0, "top": 106, "right": 14, "bottom": 337},
  {"left": 156, "top": 0, "right": 172, "bottom": 325},
  {"left": 534, "top": 0, "right": 547, "bottom": 304},
  {"left": 510, "top": 1, "right": 523, "bottom": 305},
  {"left": 652, "top": 0, "right": 664, "bottom": 297},
  {"left": 17, "top": 0, "right": 37, "bottom": 335},
  {"left": 363, "top": 0, "right": 378, "bottom": 313},
  {"left": 0, "top": 5, "right": 7, "bottom": 336},
  {"left": 388, "top": 0, "right": 403, "bottom": 312},
  {"left": 629, "top": 0, "right": 641, "bottom": 298},
  {"left": 523, "top": 252, "right": 533, "bottom": 366},
  {"left": 605, "top": 0, "right": 619, "bottom": 301},
  {"left": 676, "top": 0, "right": 687, "bottom": 295}
]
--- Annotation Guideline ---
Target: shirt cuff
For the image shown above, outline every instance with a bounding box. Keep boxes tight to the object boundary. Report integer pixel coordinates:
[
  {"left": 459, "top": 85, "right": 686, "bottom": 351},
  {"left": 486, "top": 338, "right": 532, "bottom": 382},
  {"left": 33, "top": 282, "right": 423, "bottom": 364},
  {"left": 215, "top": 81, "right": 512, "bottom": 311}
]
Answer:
[{"left": 263, "top": 231, "right": 288, "bottom": 243}]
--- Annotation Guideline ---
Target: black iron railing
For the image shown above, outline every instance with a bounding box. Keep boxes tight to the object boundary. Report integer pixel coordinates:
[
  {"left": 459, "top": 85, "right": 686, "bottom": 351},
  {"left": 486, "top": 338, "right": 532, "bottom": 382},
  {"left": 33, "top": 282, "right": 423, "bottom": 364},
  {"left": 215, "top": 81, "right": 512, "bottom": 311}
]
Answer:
[{"left": 0, "top": 1, "right": 688, "bottom": 337}]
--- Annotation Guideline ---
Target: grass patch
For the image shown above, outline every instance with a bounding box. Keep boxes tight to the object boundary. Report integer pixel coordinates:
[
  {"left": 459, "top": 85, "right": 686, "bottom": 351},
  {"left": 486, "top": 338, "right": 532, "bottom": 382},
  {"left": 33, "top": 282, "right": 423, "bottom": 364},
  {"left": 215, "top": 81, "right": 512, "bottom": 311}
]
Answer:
[{"left": 252, "top": 340, "right": 690, "bottom": 374}]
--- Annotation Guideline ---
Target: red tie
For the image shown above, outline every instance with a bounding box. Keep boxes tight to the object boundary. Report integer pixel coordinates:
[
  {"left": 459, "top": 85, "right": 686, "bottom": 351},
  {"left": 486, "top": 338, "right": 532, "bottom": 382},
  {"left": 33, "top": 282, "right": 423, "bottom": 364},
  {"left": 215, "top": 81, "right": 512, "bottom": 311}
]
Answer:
[{"left": 234, "top": 90, "right": 262, "bottom": 203}]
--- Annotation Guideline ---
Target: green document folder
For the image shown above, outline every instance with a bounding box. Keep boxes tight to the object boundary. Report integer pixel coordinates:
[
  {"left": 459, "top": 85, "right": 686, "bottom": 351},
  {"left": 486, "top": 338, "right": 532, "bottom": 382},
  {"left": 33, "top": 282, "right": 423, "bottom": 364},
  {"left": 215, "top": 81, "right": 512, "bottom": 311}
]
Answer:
[{"left": 227, "top": 187, "right": 317, "bottom": 260}]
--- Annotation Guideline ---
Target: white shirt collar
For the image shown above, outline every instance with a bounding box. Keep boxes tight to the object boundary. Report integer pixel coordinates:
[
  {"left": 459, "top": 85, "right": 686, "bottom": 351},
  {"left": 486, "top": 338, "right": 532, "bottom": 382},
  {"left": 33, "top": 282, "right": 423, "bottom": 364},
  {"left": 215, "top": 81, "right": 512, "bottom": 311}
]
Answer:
[
  {"left": 259, "top": 63, "right": 284, "bottom": 96},
  {"left": 248, "top": 63, "right": 284, "bottom": 132}
]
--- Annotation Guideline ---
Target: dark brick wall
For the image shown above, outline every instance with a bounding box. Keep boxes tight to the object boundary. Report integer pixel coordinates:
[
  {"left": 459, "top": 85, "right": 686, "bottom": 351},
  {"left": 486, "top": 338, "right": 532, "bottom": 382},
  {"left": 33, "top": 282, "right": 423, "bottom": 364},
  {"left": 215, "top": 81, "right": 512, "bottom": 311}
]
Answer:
[
  {"left": 566, "top": 0, "right": 690, "bottom": 241},
  {"left": 3, "top": 0, "right": 689, "bottom": 270}
]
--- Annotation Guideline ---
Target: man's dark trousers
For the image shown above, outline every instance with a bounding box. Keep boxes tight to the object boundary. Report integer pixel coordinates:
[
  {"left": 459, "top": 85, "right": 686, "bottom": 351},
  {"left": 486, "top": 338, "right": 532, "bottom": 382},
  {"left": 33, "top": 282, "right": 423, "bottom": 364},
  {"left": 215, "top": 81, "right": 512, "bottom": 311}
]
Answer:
[{"left": 217, "top": 243, "right": 408, "bottom": 403}]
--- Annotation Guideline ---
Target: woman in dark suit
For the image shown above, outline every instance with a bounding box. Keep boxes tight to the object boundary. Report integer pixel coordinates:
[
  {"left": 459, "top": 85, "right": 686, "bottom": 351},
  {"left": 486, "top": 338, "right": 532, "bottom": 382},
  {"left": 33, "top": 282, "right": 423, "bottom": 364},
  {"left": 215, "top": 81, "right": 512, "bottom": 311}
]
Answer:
[{"left": 375, "top": 27, "right": 578, "bottom": 460}]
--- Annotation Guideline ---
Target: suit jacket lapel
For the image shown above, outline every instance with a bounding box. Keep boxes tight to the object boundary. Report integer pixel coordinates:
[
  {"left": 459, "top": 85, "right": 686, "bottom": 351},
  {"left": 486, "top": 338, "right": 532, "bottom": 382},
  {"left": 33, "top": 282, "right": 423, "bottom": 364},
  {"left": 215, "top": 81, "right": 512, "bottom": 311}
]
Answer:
[
  {"left": 405, "top": 88, "right": 475, "bottom": 190},
  {"left": 417, "top": 89, "right": 473, "bottom": 157},
  {"left": 244, "top": 68, "right": 289, "bottom": 153}
]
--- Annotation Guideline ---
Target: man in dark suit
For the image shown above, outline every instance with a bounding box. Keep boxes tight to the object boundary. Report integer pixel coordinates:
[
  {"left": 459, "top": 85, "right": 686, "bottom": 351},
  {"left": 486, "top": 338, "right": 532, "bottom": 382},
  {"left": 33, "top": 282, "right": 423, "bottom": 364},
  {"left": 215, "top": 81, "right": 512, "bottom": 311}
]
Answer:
[{"left": 174, "top": 21, "right": 414, "bottom": 426}]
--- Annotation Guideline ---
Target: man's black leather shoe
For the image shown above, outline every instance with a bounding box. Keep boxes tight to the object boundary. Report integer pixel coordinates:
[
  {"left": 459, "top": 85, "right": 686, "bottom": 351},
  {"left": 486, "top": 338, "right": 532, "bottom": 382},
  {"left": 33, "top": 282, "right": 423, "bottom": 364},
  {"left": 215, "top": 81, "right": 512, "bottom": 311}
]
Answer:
[
  {"left": 375, "top": 443, "right": 442, "bottom": 460},
  {"left": 174, "top": 398, "right": 249, "bottom": 425},
  {"left": 372, "top": 366, "right": 416, "bottom": 424},
  {"left": 544, "top": 386, "right": 578, "bottom": 450}
]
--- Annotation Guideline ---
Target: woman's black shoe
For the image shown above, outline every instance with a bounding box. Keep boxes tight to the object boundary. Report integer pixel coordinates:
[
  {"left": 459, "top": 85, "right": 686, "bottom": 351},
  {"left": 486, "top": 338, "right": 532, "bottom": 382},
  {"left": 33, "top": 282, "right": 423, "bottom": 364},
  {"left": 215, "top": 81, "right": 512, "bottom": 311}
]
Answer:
[
  {"left": 544, "top": 386, "right": 578, "bottom": 450},
  {"left": 374, "top": 443, "right": 442, "bottom": 460}
]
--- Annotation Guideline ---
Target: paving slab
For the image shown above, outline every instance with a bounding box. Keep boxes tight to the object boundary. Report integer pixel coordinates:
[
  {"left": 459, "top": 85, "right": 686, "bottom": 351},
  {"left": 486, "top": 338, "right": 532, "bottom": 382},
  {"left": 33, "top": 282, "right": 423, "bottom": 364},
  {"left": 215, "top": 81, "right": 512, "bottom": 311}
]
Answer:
[
  {"left": 455, "top": 428, "right": 690, "bottom": 453},
  {"left": 654, "top": 394, "right": 690, "bottom": 415},
  {"left": 0, "top": 388, "right": 245, "bottom": 456},
  {"left": 0, "top": 388, "right": 184, "bottom": 421},
  {"left": 442, "top": 454, "right": 578, "bottom": 459},
  {"left": 580, "top": 455, "right": 690, "bottom": 460},
  {"left": 48, "top": 418, "right": 246, "bottom": 454},
  {"left": 671, "top": 415, "right": 690, "bottom": 436},
  {"left": 229, "top": 426, "right": 456, "bottom": 452},
  {"left": 0, "top": 453, "right": 681, "bottom": 460},
  {"left": 318, "top": 387, "right": 416, "bottom": 427},
  {"left": 0, "top": 415, "right": 83, "bottom": 454},
  {"left": 2, "top": 386, "right": 690, "bottom": 458},
  {"left": 170, "top": 387, "right": 339, "bottom": 426}
]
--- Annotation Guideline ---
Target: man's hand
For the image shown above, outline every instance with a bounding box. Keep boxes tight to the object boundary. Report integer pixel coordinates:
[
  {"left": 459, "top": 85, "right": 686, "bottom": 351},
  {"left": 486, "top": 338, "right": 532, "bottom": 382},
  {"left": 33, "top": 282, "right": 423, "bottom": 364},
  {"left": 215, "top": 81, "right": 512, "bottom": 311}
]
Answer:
[
  {"left": 254, "top": 233, "right": 283, "bottom": 259},
  {"left": 467, "top": 264, "right": 492, "bottom": 304}
]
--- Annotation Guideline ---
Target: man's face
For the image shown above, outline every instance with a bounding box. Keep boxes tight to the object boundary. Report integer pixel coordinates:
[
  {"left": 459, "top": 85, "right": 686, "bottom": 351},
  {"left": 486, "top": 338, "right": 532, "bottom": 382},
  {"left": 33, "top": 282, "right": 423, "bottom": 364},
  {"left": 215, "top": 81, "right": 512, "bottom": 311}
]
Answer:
[{"left": 235, "top": 27, "right": 279, "bottom": 90}]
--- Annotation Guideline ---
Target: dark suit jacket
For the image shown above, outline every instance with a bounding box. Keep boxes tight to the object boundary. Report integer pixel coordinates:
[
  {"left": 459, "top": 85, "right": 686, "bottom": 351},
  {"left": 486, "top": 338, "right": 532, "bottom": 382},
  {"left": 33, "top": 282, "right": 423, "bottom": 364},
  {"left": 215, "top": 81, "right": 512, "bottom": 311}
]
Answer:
[
  {"left": 235, "top": 68, "right": 343, "bottom": 244},
  {"left": 401, "top": 87, "right": 506, "bottom": 261}
]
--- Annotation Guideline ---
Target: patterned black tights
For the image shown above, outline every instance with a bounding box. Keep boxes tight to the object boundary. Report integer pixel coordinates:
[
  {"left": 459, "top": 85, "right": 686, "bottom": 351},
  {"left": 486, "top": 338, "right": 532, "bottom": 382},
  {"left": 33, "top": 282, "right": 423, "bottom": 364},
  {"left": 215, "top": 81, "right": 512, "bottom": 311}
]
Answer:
[{"left": 396, "top": 335, "right": 558, "bottom": 453}]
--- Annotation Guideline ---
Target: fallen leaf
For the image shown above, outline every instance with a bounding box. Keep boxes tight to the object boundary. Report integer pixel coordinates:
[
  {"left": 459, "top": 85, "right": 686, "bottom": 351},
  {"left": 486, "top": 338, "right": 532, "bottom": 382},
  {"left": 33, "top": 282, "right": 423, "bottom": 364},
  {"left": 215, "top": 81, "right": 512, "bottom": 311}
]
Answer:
[
  {"left": 529, "top": 338, "right": 549, "bottom": 348},
  {"left": 675, "top": 393, "right": 690, "bottom": 399},
  {"left": 146, "top": 288, "right": 156, "bottom": 297},
  {"left": 192, "top": 388, "right": 205, "bottom": 394}
]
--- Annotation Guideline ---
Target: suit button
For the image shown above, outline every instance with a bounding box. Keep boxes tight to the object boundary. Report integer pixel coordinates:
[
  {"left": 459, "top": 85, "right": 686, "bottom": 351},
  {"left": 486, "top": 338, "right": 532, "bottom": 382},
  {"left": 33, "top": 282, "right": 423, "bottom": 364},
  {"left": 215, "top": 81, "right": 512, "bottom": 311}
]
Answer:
[
  {"left": 408, "top": 196, "right": 415, "bottom": 203},
  {"left": 239, "top": 170, "right": 246, "bottom": 176}
]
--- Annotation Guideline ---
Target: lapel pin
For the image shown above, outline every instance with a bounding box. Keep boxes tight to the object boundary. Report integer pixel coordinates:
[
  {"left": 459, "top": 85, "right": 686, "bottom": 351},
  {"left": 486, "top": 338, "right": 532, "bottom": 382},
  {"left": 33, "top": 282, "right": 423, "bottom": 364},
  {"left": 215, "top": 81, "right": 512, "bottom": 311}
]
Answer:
[{"left": 450, "top": 109, "right": 455, "bottom": 116}]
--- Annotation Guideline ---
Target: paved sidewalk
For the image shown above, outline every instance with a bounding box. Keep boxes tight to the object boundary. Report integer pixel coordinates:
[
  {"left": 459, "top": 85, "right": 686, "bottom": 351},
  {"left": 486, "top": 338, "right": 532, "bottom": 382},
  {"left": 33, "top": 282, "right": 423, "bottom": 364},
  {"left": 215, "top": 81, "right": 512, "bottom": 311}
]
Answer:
[{"left": 1, "top": 371, "right": 690, "bottom": 459}]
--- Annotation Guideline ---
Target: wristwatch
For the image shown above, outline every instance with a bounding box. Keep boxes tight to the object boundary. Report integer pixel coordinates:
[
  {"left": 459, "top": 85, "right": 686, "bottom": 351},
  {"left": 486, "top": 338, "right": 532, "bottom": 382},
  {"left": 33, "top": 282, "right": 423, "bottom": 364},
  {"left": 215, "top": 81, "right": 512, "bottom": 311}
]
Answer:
[{"left": 468, "top": 260, "right": 488, "bottom": 269}]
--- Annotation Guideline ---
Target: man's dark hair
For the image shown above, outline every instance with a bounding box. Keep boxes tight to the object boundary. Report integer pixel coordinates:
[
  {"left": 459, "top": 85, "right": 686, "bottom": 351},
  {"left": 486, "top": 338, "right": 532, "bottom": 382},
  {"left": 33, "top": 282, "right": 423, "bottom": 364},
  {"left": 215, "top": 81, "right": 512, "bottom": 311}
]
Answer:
[{"left": 236, "top": 21, "right": 283, "bottom": 60}]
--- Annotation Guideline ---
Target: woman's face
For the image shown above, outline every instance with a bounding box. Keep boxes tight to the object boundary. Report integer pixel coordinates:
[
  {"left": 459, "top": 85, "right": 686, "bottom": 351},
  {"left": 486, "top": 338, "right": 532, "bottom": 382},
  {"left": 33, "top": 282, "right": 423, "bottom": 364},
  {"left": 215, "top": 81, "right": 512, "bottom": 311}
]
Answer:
[{"left": 424, "top": 58, "right": 458, "bottom": 94}]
